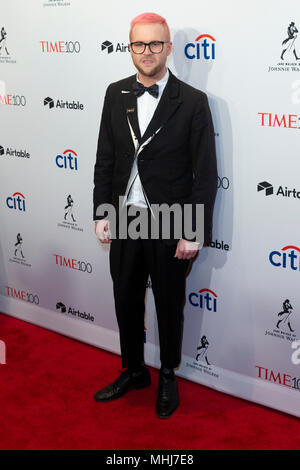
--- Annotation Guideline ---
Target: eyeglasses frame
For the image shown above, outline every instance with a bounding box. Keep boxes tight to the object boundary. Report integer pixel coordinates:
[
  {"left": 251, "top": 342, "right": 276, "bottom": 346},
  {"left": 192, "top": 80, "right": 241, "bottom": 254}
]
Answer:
[{"left": 129, "top": 41, "right": 170, "bottom": 54}]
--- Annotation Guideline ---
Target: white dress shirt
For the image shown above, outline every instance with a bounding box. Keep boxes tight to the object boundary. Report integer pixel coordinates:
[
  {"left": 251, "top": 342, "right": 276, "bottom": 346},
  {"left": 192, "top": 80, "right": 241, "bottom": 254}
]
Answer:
[{"left": 126, "top": 68, "right": 169, "bottom": 208}]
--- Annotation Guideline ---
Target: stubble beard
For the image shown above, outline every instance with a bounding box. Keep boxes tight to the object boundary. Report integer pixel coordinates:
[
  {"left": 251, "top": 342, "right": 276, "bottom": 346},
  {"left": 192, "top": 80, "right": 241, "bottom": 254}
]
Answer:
[{"left": 135, "top": 60, "right": 165, "bottom": 78}]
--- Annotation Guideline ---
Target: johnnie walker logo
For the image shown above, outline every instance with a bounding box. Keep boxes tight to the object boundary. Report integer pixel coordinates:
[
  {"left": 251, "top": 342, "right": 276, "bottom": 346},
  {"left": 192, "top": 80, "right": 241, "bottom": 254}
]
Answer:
[
  {"left": 265, "top": 299, "right": 297, "bottom": 342},
  {"left": 185, "top": 334, "right": 220, "bottom": 380},
  {"left": 196, "top": 335, "right": 211, "bottom": 365},
  {"left": 268, "top": 21, "right": 300, "bottom": 72},
  {"left": 9, "top": 233, "right": 31, "bottom": 267},
  {"left": 57, "top": 194, "right": 83, "bottom": 232},
  {"left": 0, "top": 27, "right": 9, "bottom": 56},
  {"left": 0, "top": 26, "right": 16, "bottom": 64}
]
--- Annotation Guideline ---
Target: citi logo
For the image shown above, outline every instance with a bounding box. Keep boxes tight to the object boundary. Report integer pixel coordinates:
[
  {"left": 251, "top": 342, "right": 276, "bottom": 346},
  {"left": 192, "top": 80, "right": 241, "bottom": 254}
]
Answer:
[
  {"left": 269, "top": 245, "right": 300, "bottom": 271},
  {"left": 44, "top": 96, "right": 84, "bottom": 111},
  {"left": 258, "top": 181, "right": 300, "bottom": 199},
  {"left": 258, "top": 112, "right": 300, "bottom": 129},
  {"left": 188, "top": 288, "right": 218, "bottom": 312},
  {"left": 6, "top": 192, "right": 26, "bottom": 211},
  {"left": 56, "top": 149, "right": 78, "bottom": 170},
  {"left": 184, "top": 34, "right": 216, "bottom": 60},
  {"left": 101, "top": 40, "right": 129, "bottom": 54}
]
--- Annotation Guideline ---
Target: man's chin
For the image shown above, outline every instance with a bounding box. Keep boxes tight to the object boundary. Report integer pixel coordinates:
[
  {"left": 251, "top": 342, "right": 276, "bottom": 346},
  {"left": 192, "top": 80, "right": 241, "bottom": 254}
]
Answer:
[{"left": 136, "top": 64, "right": 161, "bottom": 77}]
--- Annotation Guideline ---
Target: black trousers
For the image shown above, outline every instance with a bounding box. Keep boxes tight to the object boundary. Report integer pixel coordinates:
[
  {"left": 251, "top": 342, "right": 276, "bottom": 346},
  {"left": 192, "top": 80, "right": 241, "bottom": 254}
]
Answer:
[{"left": 109, "top": 205, "right": 190, "bottom": 370}]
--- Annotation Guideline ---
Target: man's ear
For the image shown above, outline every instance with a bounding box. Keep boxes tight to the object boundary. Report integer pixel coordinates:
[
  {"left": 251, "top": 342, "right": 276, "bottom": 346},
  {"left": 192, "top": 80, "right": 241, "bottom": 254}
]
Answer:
[{"left": 167, "top": 41, "right": 173, "bottom": 56}]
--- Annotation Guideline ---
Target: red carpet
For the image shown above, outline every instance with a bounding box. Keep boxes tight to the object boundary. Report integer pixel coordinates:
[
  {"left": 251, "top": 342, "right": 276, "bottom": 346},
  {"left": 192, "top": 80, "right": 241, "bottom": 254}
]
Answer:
[{"left": 0, "top": 312, "right": 300, "bottom": 450}]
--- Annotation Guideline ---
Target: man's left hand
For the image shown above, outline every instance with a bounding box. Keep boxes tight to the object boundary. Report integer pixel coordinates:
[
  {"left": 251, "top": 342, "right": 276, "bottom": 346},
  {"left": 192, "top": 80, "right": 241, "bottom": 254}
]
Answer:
[{"left": 174, "top": 239, "right": 202, "bottom": 259}]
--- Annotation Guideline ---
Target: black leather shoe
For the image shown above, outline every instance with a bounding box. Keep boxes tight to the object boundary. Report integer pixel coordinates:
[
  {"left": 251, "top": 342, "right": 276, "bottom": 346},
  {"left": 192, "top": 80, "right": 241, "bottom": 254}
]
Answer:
[
  {"left": 156, "top": 368, "right": 179, "bottom": 419},
  {"left": 94, "top": 366, "right": 151, "bottom": 402}
]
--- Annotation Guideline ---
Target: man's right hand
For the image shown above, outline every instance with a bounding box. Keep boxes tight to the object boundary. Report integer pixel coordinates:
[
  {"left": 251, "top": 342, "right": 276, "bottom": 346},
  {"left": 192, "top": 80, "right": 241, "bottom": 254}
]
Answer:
[{"left": 95, "top": 219, "right": 112, "bottom": 243}]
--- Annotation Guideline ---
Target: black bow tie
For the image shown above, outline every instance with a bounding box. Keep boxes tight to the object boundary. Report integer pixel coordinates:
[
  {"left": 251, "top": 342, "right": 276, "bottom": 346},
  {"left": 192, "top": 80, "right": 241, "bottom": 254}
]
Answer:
[{"left": 132, "top": 81, "right": 159, "bottom": 98}]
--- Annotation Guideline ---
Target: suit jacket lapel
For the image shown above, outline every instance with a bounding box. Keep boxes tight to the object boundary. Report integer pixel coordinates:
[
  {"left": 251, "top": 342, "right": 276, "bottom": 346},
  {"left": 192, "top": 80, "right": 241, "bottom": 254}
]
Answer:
[
  {"left": 139, "top": 70, "right": 182, "bottom": 147},
  {"left": 122, "top": 77, "right": 141, "bottom": 144},
  {"left": 121, "top": 69, "right": 182, "bottom": 151}
]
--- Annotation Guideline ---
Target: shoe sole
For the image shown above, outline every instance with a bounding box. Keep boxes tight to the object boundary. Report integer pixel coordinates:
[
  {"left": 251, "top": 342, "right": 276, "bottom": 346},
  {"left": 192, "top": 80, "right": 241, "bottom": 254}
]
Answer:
[
  {"left": 156, "top": 401, "right": 179, "bottom": 419},
  {"left": 94, "top": 379, "right": 151, "bottom": 402}
]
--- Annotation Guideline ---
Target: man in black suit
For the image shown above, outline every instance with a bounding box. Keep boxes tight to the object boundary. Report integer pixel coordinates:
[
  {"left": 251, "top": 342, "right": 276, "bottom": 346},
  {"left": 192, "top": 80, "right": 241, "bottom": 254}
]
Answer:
[{"left": 93, "top": 12, "right": 217, "bottom": 418}]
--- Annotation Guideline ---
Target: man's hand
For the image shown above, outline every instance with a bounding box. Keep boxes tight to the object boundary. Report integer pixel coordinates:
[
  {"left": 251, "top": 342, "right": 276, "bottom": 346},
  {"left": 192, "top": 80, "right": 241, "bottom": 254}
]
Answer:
[
  {"left": 95, "top": 219, "right": 111, "bottom": 243},
  {"left": 174, "top": 238, "right": 202, "bottom": 259}
]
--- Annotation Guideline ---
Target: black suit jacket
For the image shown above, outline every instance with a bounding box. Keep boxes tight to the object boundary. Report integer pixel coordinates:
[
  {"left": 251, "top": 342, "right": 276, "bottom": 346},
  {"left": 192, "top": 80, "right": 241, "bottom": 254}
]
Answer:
[{"left": 93, "top": 68, "right": 217, "bottom": 245}]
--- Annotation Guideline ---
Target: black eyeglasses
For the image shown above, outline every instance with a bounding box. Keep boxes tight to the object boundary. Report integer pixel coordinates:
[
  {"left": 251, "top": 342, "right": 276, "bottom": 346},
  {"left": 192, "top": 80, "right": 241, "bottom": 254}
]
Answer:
[{"left": 130, "top": 41, "right": 169, "bottom": 54}]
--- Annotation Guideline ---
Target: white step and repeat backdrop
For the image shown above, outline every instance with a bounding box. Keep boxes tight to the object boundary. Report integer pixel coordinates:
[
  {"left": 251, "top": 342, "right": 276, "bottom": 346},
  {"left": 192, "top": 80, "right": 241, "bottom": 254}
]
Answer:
[{"left": 1, "top": 0, "right": 300, "bottom": 417}]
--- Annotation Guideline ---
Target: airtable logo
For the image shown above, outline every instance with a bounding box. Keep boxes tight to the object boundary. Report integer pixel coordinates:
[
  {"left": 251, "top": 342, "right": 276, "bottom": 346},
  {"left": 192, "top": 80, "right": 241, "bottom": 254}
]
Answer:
[
  {"left": 257, "top": 181, "right": 273, "bottom": 196},
  {"left": 0, "top": 145, "right": 30, "bottom": 159},
  {"left": 258, "top": 181, "right": 300, "bottom": 199},
  {"left": 184, "top": 34, "right": 216, "bottom": 60},
  {"left": 269, "top": 245, "right": 300, "bottom": 271},
  {"left": 44, "top": 97, "right": 54, "bottom": 108},
  {"left": 101, "top": 40, "right": 113, "bottom": 53},
  {"left": 101, "top": 40, "right": 129, "bottom": 54},
  {"left": 44, "top": 96, "right": 84, "bottom": 111},
  {"left": 188, "top": 288, "right": 218, "bottom": 312},
  {"left": 56, "top": 301, "right": 94, "bottom": 323}
]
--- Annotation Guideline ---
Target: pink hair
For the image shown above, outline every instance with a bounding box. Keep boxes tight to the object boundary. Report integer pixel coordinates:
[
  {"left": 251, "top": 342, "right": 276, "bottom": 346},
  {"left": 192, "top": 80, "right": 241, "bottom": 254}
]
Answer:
[{"left": 129, "top": 12, "right": 170, "bottom": 41}]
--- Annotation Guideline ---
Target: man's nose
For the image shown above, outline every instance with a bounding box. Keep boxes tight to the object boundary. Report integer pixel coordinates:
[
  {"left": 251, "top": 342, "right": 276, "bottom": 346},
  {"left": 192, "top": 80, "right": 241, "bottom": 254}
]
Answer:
[{"left": 144, "top": 44, "right": 152, "bottom": 53}]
